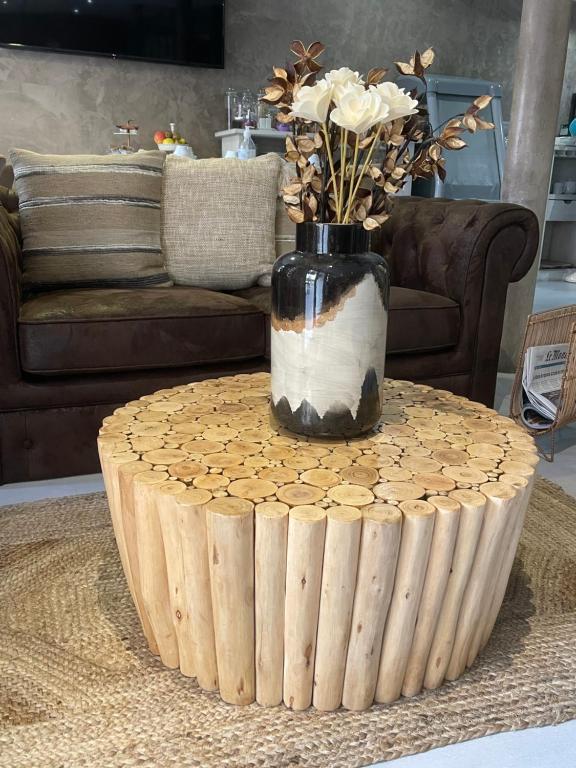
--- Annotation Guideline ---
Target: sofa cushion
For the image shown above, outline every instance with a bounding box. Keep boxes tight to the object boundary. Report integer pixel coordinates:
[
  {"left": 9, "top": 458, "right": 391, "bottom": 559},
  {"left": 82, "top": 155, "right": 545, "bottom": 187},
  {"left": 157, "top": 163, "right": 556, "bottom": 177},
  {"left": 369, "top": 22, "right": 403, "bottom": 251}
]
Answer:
[
  {"left": 162, "top": 153, "right": 280, "bottom": 290},
  {"left": 18, "top": 287, "right": 265, "bottom": 375},
  {"left": 230, "top": 285, "right": 460, "bottom": 358},
  {"left": 10, "top": 149, "right": 170, "bottom": 292}
]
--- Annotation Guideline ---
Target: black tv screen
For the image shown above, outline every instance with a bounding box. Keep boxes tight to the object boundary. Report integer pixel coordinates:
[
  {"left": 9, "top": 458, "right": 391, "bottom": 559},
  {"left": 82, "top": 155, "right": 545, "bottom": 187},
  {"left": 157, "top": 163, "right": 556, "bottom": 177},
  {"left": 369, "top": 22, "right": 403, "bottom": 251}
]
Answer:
[{"left": 0, "top": 0, "right": 225, "bottom": 68}]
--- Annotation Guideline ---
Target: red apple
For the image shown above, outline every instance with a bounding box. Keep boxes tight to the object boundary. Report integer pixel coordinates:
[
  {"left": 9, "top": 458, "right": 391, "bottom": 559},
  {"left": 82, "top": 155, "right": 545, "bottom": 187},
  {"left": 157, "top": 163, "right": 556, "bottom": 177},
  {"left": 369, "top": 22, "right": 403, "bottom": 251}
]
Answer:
[{"left": 153, "top": 130, "right": 166, "bottom": 144}]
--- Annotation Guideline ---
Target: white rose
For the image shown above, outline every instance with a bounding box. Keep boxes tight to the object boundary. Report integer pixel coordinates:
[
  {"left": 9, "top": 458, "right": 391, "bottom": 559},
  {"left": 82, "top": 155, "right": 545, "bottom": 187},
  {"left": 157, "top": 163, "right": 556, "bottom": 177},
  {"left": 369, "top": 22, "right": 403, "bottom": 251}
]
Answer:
[
  {"left": 372, "top": 82, "right": 419, "bottom": 122},
  {"left": 325, "top": 67, "right": 365, "bottom": 103},
  {"left": 330, "top": 88, "right": 390, "bottom": 134},
  {"left": 291, "top": 80, "right": 332, "bottom": 123}
]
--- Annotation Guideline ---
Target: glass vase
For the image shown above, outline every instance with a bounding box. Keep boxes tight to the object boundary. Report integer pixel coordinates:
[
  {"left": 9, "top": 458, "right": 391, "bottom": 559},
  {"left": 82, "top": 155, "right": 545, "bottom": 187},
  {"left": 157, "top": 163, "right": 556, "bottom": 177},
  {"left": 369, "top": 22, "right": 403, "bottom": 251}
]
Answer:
[{"left": 271, "top": 222, "right": 390, "bottom": 438}]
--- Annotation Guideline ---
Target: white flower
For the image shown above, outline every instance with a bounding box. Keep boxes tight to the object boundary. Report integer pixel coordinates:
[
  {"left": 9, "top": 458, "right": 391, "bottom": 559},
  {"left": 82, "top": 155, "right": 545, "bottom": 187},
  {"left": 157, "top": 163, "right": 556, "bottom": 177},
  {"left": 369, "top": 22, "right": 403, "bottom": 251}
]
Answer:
[
  {"left": 330, "top": 87, "right": 390, "bottom": 134},
  {"left": 325, "top": 67, "right": 365, "bottom": 103},
  {"left": 372, "top": 82, "right": 419, "bottom": 122},
  {"left": 291, "top": 80, "right": 332, "bottom": 123}
]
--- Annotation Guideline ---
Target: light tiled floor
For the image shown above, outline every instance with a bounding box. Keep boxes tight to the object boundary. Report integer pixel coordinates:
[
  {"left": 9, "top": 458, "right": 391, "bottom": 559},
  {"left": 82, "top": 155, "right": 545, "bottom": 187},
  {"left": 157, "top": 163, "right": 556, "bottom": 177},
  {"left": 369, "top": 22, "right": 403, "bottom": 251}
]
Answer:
[
  {"left": 533, "top": 280, "right": 576, "bottom": 314},
  {"left": 1, "top": 373, "right": 574, "bottom": 767}
]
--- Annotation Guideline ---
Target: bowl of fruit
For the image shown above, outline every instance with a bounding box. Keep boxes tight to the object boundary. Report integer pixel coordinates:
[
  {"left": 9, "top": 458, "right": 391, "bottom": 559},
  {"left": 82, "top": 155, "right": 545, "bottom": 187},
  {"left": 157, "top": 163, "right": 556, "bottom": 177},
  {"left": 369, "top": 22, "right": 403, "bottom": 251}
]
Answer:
[{"left": 154, "top": 123, "right": 188, "bottom": 152}]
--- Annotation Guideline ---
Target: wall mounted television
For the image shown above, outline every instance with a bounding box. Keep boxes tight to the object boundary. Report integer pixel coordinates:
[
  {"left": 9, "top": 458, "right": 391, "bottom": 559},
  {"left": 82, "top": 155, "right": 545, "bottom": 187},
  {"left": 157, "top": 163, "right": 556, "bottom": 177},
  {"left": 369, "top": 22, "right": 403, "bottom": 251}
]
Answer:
[{"left": 0, "top": 0, "right": 225, "bottom": 68}]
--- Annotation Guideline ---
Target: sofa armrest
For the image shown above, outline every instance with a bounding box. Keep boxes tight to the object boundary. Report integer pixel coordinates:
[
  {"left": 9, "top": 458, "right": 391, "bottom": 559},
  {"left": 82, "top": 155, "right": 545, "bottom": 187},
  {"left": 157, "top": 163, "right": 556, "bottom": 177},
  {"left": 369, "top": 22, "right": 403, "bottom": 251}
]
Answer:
[
  {"left": 0, "top": 190, "right": 23, "bottom": 383},
  {"left": 373, "top": 197, "right": 539, "bottom": 405},
  {"left": 375, "top": 197, "right": 538, "bottom": 301}
]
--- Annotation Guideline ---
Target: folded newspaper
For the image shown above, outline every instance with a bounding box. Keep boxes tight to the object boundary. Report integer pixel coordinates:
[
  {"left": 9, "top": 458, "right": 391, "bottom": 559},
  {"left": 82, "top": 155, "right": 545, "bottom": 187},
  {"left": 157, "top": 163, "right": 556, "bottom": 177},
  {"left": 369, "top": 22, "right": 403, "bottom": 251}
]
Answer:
[{"left": 521, "top": 344, "right": 568, "bottom": 430}]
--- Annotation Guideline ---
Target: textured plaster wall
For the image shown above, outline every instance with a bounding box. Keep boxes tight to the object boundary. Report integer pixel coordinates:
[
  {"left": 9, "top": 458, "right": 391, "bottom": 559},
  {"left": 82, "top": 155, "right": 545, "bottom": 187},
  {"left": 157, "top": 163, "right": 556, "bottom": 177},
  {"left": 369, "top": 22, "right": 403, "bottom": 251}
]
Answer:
[
  {"left": 0, "top": 0, "right": 531, "bottom": 160},
  {"left": 2, "top": 0, "right": 576, "bottom": 158}
]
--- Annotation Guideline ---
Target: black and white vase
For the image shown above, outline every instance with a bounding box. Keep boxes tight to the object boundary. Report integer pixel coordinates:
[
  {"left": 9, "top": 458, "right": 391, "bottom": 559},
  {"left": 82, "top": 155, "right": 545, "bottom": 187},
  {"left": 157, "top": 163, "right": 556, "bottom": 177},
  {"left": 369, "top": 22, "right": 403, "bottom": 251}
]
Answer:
[{"left": 270, "top": 222, "right": 390, "bottom": 438}]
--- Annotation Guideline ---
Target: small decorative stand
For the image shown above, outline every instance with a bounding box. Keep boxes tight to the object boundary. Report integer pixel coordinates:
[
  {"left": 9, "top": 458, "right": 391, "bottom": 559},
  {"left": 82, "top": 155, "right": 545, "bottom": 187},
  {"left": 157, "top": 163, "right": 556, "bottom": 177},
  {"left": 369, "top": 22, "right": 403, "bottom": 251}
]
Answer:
[
  {"left": 510, "top": 305, "right": 576, "bottom": 461},
  {"left": 98, "top": 373, "right": 536, "bottom": 711}
]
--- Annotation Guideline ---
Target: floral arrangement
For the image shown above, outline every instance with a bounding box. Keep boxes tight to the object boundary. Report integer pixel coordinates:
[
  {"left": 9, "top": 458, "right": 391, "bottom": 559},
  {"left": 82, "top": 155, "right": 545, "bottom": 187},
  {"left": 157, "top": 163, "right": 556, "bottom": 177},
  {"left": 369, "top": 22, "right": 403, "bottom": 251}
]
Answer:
[{"left": 262, "top": 42, "right": 494, "bottom": 229}]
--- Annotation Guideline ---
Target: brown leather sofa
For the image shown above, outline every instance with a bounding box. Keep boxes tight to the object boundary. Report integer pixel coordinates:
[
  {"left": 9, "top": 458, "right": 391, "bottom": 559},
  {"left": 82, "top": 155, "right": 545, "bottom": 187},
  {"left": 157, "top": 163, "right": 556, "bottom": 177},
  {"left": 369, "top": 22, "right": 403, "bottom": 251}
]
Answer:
[{"left": 0, "top": 186, "right": 538, "bottom": 483}]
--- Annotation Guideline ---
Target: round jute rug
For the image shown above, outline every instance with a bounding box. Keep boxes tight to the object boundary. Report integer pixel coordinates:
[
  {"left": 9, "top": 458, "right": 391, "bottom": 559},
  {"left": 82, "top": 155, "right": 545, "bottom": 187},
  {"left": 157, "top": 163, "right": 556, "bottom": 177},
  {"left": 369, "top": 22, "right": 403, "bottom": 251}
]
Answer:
[{"left": 0, "top": 478, "right": 575, "bottom": 768}]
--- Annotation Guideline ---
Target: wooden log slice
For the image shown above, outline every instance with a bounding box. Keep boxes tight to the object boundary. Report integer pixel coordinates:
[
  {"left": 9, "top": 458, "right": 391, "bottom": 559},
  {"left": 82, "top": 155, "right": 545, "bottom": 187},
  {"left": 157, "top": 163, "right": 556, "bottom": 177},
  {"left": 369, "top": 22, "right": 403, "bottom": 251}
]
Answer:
[
  {"left": 227, "top": 478, "right": 279, "bottom": 501},
  {"left": 466, "top": 443, "right": 505, "bottom": 460},
  {"left": 442, "top": 466, "right": 489, "bottom": 485},
  {"left": 320, "top": 454, "right": 353, "bottom": 470},
  {"left": 327, "top": 484, "right": 375, "bottom": 507},
  {"left": 373, "top": 482, "right": 426, "bottom": 503},
  {"left": 258, "top": 467, "right": 299, "bottom": 484},
  {"left": 378, "top": 466, "right": 413, "bottom": 482},
  {"left": 339, "top": 466, "right": 380, "bottom": 487},
  {"left": 505, "top": 449, "right": 539, "bottom": 466},
  {"left": 430, "top": 449, "right": 469, "bottom": 466},
  {"left": 412, "top": 473, "right": 456, "bottom": 493},
  {"left": 276, "top": 484, "right": 325, "bottom": 507},
  {"left": 498, "top": 460, "right": 536, "bottom": 477},
  {"left": 400, "top": 456, "right": 443, "bottom": 473},
  {"left": 284, "top": 455, "right": 320, "bottom": 471},
  {"left": 193, "top": 475, "right": 230, "bottom": 491},
  {"left": 300, "top": 469, "right": 341, "bottom": 488}
]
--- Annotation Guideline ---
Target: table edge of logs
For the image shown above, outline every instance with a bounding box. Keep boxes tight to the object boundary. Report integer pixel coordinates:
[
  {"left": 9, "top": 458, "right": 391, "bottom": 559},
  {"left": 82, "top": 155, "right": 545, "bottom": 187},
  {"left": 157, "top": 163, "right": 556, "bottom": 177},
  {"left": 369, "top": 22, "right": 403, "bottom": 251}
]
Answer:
[{"left": 98, "top": 372, "right": 537, "bottom": 712}]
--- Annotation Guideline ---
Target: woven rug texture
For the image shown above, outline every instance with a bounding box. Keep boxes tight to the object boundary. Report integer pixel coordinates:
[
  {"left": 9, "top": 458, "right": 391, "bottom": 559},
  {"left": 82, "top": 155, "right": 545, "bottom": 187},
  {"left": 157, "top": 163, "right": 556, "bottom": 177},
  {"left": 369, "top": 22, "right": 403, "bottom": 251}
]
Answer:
[{"left": 0, "top": 478, "right": 575, "bottom": 768}]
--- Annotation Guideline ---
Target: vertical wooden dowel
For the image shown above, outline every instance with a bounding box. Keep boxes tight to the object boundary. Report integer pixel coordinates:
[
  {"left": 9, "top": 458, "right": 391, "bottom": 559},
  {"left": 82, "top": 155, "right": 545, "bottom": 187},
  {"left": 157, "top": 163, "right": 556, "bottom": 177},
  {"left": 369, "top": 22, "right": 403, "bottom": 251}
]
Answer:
[
  {"left": 424, "top": 489, "right": 485, "bottom": 690},
  {"left": 375, "top": 499, "right": 435, "bottom": 704},
  {"left": 479, "top": 475, "right": 533, "bottom": 650},
  {"left": 402, "top": 495, "right": 461, "bottom": 697},
  {"left": 176, "top": 488, "right": 219, "bottom": 692},
  {"left": 283, "top": 505, "right": 327, "bottom": 711},
  {"left": 100, "top": 448, "right": 155, "bottom": 648},
  {"left": 255, "top": 501, "right": 289, "bottom": 707},
  {"left": 445, "top": 482, "right": 517, "bottom": 680},
  {"left": 463, "top": 491, "right": 519, "bottom": 668},
  {"left": 342, "top": 504, "right": 402, "bottom": 711},
  {"left": 133, "top": 477, "right": 181, "bottom": 669},
  {"left": 156, "top": 483, "right": 195, "bottom": 677},
  {"left": 117, "top": 461, "right": 159, "bottom": 655},
  {"left": 98, "top": 446, "right": 140, "bottom": 609},
  {"left": 208, "top": 496, "right": 255, "bottom": 705},
  {"left": 313, "top": 506, "right": 362, "bottom": 711}
]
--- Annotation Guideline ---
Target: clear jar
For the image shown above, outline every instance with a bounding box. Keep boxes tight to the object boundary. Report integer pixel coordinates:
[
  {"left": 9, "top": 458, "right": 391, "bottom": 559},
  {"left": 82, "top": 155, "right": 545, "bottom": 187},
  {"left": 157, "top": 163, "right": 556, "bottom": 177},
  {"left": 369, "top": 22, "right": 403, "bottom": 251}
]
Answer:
[
  {"left": 225, "top": 88, "right": 237, "bottom": 130},
  {"left": 240, "top": 90, "right": 257, "bottom": 128},
  {"left": 257, "top": 90, "right": 273, "bottom": 130}
]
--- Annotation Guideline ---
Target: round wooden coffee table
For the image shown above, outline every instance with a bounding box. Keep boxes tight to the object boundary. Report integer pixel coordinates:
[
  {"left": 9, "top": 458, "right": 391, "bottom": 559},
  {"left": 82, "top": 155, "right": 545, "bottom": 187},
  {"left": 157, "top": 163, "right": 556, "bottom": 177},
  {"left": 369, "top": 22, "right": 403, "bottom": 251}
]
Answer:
[{"left": 98, "top": 373, "right": 537, "bottom": 711}]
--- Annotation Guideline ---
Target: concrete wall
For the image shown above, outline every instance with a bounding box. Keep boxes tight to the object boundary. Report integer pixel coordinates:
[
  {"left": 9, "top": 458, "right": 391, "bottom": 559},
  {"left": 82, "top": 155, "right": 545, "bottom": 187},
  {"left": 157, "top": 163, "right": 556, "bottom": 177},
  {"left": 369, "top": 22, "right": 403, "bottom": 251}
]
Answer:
[{"left": 0, "top": 0, "right": 527, "bottom": 159}]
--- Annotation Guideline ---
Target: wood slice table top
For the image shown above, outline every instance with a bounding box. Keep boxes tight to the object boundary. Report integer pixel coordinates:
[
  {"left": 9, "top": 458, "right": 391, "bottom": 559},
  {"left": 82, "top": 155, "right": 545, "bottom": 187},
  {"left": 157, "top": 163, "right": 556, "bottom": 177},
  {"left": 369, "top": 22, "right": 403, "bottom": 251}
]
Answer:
[
  {"left": 98, "top": 372, "right": 537, "bottom": 711},
  {"left": 99, "top": 372, "right": 537, "bottom": 505}
]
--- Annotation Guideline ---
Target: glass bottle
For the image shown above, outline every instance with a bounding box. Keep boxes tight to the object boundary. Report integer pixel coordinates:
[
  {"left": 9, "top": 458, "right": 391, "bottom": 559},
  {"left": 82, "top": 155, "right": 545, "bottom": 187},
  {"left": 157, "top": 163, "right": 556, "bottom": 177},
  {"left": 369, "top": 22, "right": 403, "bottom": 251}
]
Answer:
[{"left": 238, "top": 126, "right": 257, "bottom": 159}]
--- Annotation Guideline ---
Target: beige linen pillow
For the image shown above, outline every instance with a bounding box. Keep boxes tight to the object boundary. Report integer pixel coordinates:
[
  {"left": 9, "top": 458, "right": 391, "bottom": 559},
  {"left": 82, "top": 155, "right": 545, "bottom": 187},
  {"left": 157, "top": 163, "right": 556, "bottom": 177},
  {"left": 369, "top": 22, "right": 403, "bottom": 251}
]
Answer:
[
  {"left": 10, "top": 149, "right": 169, "bottom": 292},
  {"left": 162, "top": 153, "right": 281, "bottom": 290}
]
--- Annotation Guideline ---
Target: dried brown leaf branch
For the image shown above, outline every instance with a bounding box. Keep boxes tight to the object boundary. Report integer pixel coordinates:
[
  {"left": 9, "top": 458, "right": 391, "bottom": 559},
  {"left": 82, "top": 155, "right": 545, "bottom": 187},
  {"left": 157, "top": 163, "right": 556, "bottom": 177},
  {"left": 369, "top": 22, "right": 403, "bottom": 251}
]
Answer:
[{"left": 261, "top": 43, "right": 494, "bottom": 229}]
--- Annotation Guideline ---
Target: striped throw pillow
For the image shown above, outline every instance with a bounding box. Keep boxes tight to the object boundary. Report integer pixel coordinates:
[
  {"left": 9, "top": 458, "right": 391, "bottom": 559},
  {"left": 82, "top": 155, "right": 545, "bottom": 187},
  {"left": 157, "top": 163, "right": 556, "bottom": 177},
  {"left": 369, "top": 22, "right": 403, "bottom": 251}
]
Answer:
[{"left": 10, "top": 149, "right": 171, "bottom": 292}]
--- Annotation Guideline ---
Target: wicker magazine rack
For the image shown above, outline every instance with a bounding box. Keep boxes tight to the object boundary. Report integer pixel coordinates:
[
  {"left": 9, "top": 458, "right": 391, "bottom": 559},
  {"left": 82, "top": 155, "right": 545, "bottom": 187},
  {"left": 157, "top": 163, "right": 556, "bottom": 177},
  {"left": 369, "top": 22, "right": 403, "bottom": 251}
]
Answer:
[{"left": 510, "top": 305, "right": 576, "bottom": 460}]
